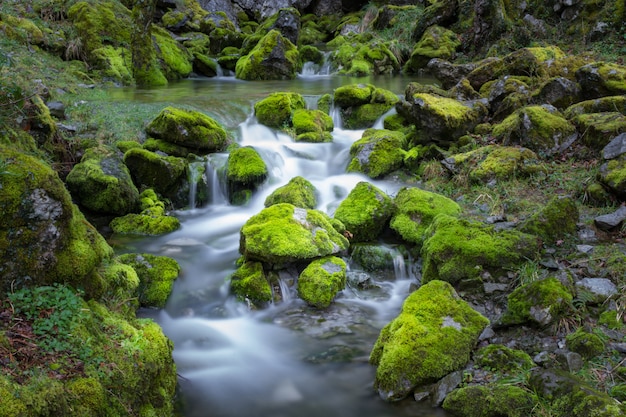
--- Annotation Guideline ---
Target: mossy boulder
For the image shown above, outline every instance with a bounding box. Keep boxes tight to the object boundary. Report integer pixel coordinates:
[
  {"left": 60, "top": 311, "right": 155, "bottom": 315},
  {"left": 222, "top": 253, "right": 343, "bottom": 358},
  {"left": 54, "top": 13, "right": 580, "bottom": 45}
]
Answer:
[
  {"left": 0, "top": 294, "right": 177, "bottom": 416},
  {"left": 350, "top": 244, "right": 400, "bottom": 272},
  {"left": 442, "top": 384, "right": 536, "bottom": 417},
  {"left": 240, "top": 203, "right": 349, "bottom": 266},
  {"left": 599, "top": 155, "right": 626, "bottom": 199},
  {"left": 264, "top": 176, "right": 317, "bottom": 209},
  {"left": 404, "top": 25, "right": 460, "bottom": 73},
  {"left": 571, "top": 112, "right": 626, "bottom": 150},
  {"left": 293, "top": 109, "right": 334, "bottom": 143},
  {"left": 499, "top": 277, "right": 574, "bottom": 327},
  {"left": 443, "top": 145, "right": 546, "bottom": 183},
  {"left": 397, "top": 93, "right": 488, "bottom": 145},
  {"left": 576, "top": 62, "right": 626, "bottom": 100},
  {"left": 347, "top": 128, "right": 407, "bottom": 179},
  {"left": 65, "top": 146, "right": 139, "bottom": 216},
  {"left": 421, "top": 214, "right": 541, "bottom": 287},
  {"left": 297, "top": 256, "right": 347, "bottom": 308},
  {"left": 390, "top": 187, "right": 461, "bottom": 248},
  {"left": 123, "top": 148, "right": 188, "bottom": 204},
  {"left": 334, "top": 84, "right": 400, "bottom": 129},
  {"left": 333, "top": 182, "right": 394, "bottom": 243},
  {"left": 327, "top": 34, "right": 400, "bottom": 76},
  {"left": 254, "top": 92, "right": 306, "bottom": 129},
  {"left": 565, "top": 328, "right": 605, "bottom": 359},
  {"left": 564, "top": 95, "right": 626, "bottom": 118},
  {"left": 0, "top": 14, "right": 45, "bottom": 46},
  {"left": 474, "top": 344, "right": 535, "bottom": 374},
  {"left": 370, "top": 280, "right": 489, "bottom": 401},
  {"left": 0, "top": 146, "right": 113, "bottom": 298},
  {"left": 109, "top": 188, "right": 180, "bottom": 236},
  {"left": 146, "top": 106, "right": 229, "bottom": 153},
  {"left": 117, "top": 253, "right": 180, "bottom": 308},
  {"left": 226, "top": 146, "right": 268, "bottom": 205},
  {"left": 152, "top": 25, "right": 193, "bottom": 80},
  {"left": 519, "top": 196, "right": 579, "bottom": 243},
  {"left": 492, "top": 105, "right": 577, "bottom": 156},
  {"left": 229, "top": 260, "right": 272, "bottom": 308},
  {"left": 235, "top": 29, "right": 300, "bottom": 80}
]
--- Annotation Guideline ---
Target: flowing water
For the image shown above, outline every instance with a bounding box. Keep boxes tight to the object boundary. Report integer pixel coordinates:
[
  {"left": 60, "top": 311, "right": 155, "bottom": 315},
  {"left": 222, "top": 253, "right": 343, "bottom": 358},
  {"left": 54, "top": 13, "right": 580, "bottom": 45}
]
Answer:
[{"left": 111, "top": 69, "right": 450, "bottom": 417}]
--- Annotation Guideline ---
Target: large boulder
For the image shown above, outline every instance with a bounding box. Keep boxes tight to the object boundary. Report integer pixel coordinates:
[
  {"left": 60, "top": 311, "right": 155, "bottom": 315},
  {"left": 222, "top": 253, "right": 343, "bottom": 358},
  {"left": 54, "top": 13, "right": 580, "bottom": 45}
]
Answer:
[
  {"left": 491, "top": 105, "right": 577, "bottom": 156},
  {"left": 226, "top": 146, "right": 268, "bottom": 205},
  {"left": 66, "top": 146, "right": 139, "bottom": 216},
  {"left": 235, "top": 29, "right": 300, "bottom": 80},
  {"left": 333, "top": 182, "right": 394, "bottom": 243},
  {"left": 327, "top": 34, "right": 401, "bottom": 76},
  {"left": 239, "top": 203, "right": 349, "bottom": 266},
  {"left": 397, "top": 93, "right": 488, "bottom": 145},
  {"left": 347, "top": 128, "right": 407, "bottom": 178},
  {"left": 146, "top": 106, "right": 229, "bottom": 154},
  {"left": 571, "top": 112, "right": 626, "bottom": 150},
  {"left": 254, "top": 92, "right": 306, "bottom": 129},
  {"left": 390, "top": 187, "right": 461, "bottom": 248},
  {"left": 297, "top": 256, "right": 347, "bottom": 308},
  {"left": 0, "top": 146, "right": 113, "bottom": 298},
  {"left": 292, "top": 108, "right": 334, "bottom": 143},
  {"left": 519, "top": 196, "right": 579, "bottom": 243},
  {"left": 109, "top": 189, "right": 180, "bottom": 236},
  {"left": 421, "top": 214, "right": 541, "bottom": 287},
  {"left": 575, "top": 62, "right": 626, "bottom": 99},
  {"left": 370, "top": 280, "right": 489, "bottom": 401}
]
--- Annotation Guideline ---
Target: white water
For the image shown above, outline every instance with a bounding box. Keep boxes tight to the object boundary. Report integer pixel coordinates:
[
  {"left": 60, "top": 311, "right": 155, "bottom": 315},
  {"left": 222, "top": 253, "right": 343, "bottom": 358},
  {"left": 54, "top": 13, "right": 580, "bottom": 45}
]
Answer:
[{"left": 114, "top": 72, "right": 449, "bottom": 417}]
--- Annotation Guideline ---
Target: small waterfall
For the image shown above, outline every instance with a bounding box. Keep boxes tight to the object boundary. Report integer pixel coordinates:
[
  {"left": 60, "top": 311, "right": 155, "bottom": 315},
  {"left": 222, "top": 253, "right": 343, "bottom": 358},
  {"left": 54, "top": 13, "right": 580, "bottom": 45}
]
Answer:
[
  {"left": 298, "top": 52, "right": 332, "bottom": 77},
  {"left": 300, "top": 61, "right": 318, "bottom": 77},
  {"left": 330, "top": 105, "right": 343, "bottom": 129},
  {"left": 277, "top": 277, "right": 292, "bottom": 302},
  {"left": 206, "top": 154, "right": 228, "bottom": 205},
  {"left": 188, "top": 161, "right": 206, "bottom": 209},
  {"left": 393, "top": 253, "right": 409, "bottom": 281}
]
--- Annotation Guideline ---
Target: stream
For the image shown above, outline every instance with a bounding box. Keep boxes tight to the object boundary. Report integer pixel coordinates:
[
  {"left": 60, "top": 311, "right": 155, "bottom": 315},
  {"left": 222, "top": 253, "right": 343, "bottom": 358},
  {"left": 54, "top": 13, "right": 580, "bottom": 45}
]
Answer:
[{"left": 110, "top": 70, "right": 450, "bottom": 417}]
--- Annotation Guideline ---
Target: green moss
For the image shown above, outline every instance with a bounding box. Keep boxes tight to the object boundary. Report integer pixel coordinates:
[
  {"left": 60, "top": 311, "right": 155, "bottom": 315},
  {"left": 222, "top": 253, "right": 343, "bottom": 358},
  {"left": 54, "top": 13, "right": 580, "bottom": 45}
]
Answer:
[
  {"left": 500, "top": 277, "right": 574, "bottom": 327},
  {"left": 254, "top": 92, "right": 306, "bottom": 129},
  {"left": 226, "top": 146, "right": 268, "bottom": 184},
  {"left": 598, "top": 310, "right": 625, "bottom": 330},
  {"left": 152, "top": 25, "right": 193, "bottom": 80},
  {"left": 421, "top": 214, "right": 541, "bottom": 286},
  {"left": 235, "top": 30, "right": 300, "bottom": 80},
  {"left": 146, "top": 106, "right": 228, "bottom": 152},
  {"left": 123, "top": 148, "right": 187, "bottom": 198},
  {"left": 564, "top": 96, "right": 626, "bottom": 118},
  {"left": 109, "top": 189, "right": 180, "bottom": 236},
  {"left": 68, "top": 1, "right": 132, "bottom": 57},
  {"left": 475, "top": 344, "right": 535, "bottom": 373},
  {"left": 405, "top": 25, "right": 460, "bottom": 72},
  {"left": 97, "top": 259, "right": 140, "bottom": 316},
  {"left": 350, "top": 244, "right": 398, "bottom": 272},
  {"left": 293, "top": 108, "right": 333, "bottom": 136},
  {"left": 390, "top": 187, "right": 461, "bottom": 247},
  {"left": 572, "top": 112, "right": 626, "bottom": 150},
  {"left": 0, "top": 14, "right": 44, "bottom": 45},
  {"left": 577, "top": 62, "right": 626, "bottom": 98},
  {"left": 334, "top": 84, "right": 375, "bottom": 107},
  {"left": 347, "top": 128, "right": 406, "bottom": 178},
  {"left": 144, "top": 138, "right": 192, "bottom": 157},
  {"left": 264, "top": 176, "right": 317, "bottom": 209},
  {"left": 565, "top": 328, "right": 605, "bottom": 359},
  {"left": 229, "top": 260, "right": 272, "bottom": 307},
  {"left": 370, "top": 280, "right": 489, "bottom": 401},
  {"left": 333, "top": 181, "right": 394, "bottom": 242},
  {"left": 117, "top": 253, "right": 180, "bottom": 308},
  {"left": 519, "top": 196, "right": 579, "bottom": 243},
  {"left": 240, "top": 203, "right": 349, "bottom": 266},
  {"left": 298, "top": 256, "right": 347, "bottom": 308},
  {"left": 328, "top": 35, "right": 400, "bottom": 76},
  {"left": 443, "top": 384, "right": 535, "bottom": 417},
  {"left": 91, "top": 45, "right": 134, "bottom": 84}
]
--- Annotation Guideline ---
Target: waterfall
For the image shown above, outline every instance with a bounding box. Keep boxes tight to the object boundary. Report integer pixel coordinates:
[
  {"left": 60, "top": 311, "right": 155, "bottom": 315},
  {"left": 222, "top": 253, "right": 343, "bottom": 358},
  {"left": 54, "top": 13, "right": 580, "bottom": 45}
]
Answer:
[
  {"left": 330, "top": 105, "right": 343, "bottom": 129},
  {"left": 187, "top": 161, "right": 206, "bottom": 210},
  {"left": 206, "top": 154, "right": 228, "bottom": 205}
]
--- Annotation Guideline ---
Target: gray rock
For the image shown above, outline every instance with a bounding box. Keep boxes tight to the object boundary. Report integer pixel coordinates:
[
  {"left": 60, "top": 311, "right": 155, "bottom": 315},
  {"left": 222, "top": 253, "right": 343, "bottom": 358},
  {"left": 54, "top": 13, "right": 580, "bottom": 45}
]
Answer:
[
  {"left": 594, "top": 205, "right": 626, "bottom": 230},
  {"left": 427, "top": 58, "right": 477, "bottom": 90},
  {"left": 576, "top": 277, "right": 618, "bottom": 303},
  {"left": 431, "top": 371, "right": 463, "bottom": 406},
  {"left": 576, "top": 244, "right": 594, "bottom": 254},
  {"left": 602, "top": 132, "right": 626, "bottom": 160}
]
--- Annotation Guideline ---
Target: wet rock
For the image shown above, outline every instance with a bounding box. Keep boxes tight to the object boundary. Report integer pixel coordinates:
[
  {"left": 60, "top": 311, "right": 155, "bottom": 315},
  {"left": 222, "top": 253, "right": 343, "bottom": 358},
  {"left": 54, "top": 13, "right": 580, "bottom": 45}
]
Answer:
[
  {"left": 226, "top": 146, "right": 268, "bottom": 205},
  {"left": 334, "top": 84, "right": 399, "bottom": 129},
  {"left": 431, "top": 370, "right": 463, "bottom": 406},
  {"left": 268, "top": 7, "right": 301, "bottom": 45},
  {"left": 576, "top": 62, "right": 626, "bottom": 99},
  {"left": 298, "top": 256, "right": 347, "bottom": 308},
  {"left": 533, "top": 76, "right": 580, "bottom": 109},
  {"left": 265, "top": 176, "right": 317, "bottom": 209},
  {"left": 404, "top": 25, "right": 460, "bottom": 73},
  {"left": 235, "top": 30, "right": 299, "bottom": 80},
  {"left": 293, "top": 109, "right": 333, "bottom": 143},
  {"left": 347, "top": 129, "right": 405, "bottom": 178},
  {"left": 593, "top": 205, "right": 626, "bottom": 230},
  {"left": 254, "top": 91, "right": 306, "bottom": 129},
  {"left": 334, "top": 182, "right": 393, "bottom": 243}
]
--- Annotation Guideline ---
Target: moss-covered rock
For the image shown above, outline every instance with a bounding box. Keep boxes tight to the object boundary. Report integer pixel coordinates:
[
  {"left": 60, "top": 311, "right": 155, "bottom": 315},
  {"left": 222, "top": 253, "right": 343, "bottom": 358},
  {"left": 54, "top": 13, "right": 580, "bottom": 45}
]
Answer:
[
  {"left": 370, "top": 280, "right": 489, "bottom": 401},
  {"left": 333, "top": 181, "right": 394, "bottom": 243},
  {"left": 229, "top": 260, "right": 272, "bottom": 308},
  {"left": 123, "top": 148, "right": 188, "bottom": 203},
  {"left": 117, "top": 253, "right": 180, "bottom": 308},
  {"left": 564, "top": 95, "right": 626, "bottom": 119},
  {"left": 152, "top": 25, "right": 193, "bottom": 80},
  {"left": 235, "top": 29, "right": 300, "bottom": 80},
  {"left": 491, "top": 105, "right": 577, "bottom": 156},
  {"left": 347, "top": 128, "right": 407, "bottom": 178},
  {"left": 254, "top": 92, "right": 306, "bottom": 129},
  {"left": 146, "top": 106, "right": 229, "bottom": 153},
  {"left": 599, "top": 155, "right": 626, "bottom": 199},
  {"left": 404, "top": 25, "right": 460, "bottom": 73},
  {"left": 298, "top": 256, "right": 347, "bottom": 308},
  {"left": 334, "top": 84, "right": 400, "bottom": 129},
  {"left": 293, "top": 108, "right": 334, "bottom": 142},
  {"left": 519, "top": 196, "right": 579, "bottom": 243},
  {"left": 0, "top": 14, "right": 45, "bottom": 46},
  {"left": 240, "top": 203, "right": 349, "bottom": 266},
  {"left": 226, "top": 146, "right": 268, "bottom": 205},
  {"left": 66, "top": 145, "right": 139, "bottom": 216},
  {"left": 571, "top": 112, "right": 626, "bottom": 150},
  {"left": 109, "top": 188, "right": 180, "bottom": 236},
  {"left": 390, "top": 187, "right": 461, "bottom": 248},
  {"left": 350, "top": 244, "right": 401, "bottom": 272},
  {"left": 500, "top": 277, "right": 574, "bottom": 327},
  {"left": 474, "top": 344, "right": 535, "bottom": 374},
  {"left": 328, "top": 34, "right": 400, "bottom": 76},
  {"left": 0, "top": 146, "right": 113, "bottom": 298},
  {"left": 421, "top": 214, "right": 541, "bottom": 286},
  {"left": 444, "top": 145, "right": 546, "bottom": 183},
  {"left": 565, "top": 328, "right": 605, "bottom": 359},
  {"left": 397, "top": 93, "right": 488, "bottom": 145},
  {"left": 576, "top": 62, "right": 626, "bottom": 99},
  {"left": 442, "top": 384, "right": 536, "bottom": 417},
  {"left": 264, "top": 176, "right": 317, "bottom": 209}
]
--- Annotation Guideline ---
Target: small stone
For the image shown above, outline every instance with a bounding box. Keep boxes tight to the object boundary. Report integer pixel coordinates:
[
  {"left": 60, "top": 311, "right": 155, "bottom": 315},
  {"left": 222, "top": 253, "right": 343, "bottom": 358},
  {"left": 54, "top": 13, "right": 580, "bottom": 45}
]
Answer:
[
  {"left": 430, "top": 371, "right": 463, "bottom": 406},
  {"left": 484, "top": 282, "right": 509, "bottom": 294},
  {"left": 594, "top": 206, "right": 626, "bottom": 230},
  {"left": 576, "top": 277, "right": 618, "bottom": 303},
  {"left": 576, "top": 244, "right": 594, "bottom": 254},
  {"left": 602, "top": 133, "right": 626, "bottom": 160}
]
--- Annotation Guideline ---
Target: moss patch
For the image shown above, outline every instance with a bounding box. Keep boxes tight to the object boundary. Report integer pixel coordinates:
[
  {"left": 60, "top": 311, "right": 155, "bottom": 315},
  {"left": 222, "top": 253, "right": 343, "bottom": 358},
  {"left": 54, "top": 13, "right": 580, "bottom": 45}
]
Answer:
[
  {"left": 229, "top": 260, "right": 272, "bottom": 308},
  {"left": 298, "top": 256, "right": 347, "bottom": 308},
  {"left": 264, "top": 176, "right": 317, "bottom": 209}
]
